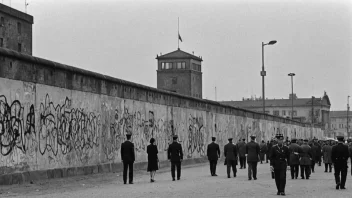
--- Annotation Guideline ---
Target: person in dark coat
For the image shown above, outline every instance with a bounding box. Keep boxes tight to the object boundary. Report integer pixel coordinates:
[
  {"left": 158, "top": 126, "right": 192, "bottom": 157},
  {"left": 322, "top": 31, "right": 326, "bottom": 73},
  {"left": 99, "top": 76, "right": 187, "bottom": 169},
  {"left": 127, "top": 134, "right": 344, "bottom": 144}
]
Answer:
[
  {"left": 259, "top": 140, "right": 268, "bottom": 164},
  {"left": 266, "top": 140, "right": 272, "bottom": 163},
  {"left": 288, "top": 138, "right": 301, "bottom": 179},
  {"left": 322, "top": 141, "right": 332, "bottom": 172},
  {"left": 315, "top": 140, "right": 322, "bottom": 166},
  {"left": 207, "top": 137, "right": 220, "bottom": 176},
  {"left": 167, "top": 135, "right": 183, "bottom": 181},
  {"left": 310, "top": 141, "right": 319, "bottom": 173},
  {"left": 224, "top": 137, "right": 238, "bottom": 178},
  {"left": 121, "top": 133, "right": 135, "bottom": 184},
  {"left": 147, "top": 138, "right": 159, "bottom": 182},
  {"left": 270, "top": 134, "right": 290, "bottom": 196},
  {"left": 237, "top": 139, "right": 246, "bottom": 169},
  {"left": 299, "top": 139, "right": 312, "bottom": 180},
  {"left": 331, "top": 136, "right": 349, "bottom": 190},
  {"left": 246, "top": 135, "right": 260, "bottom": 180}
]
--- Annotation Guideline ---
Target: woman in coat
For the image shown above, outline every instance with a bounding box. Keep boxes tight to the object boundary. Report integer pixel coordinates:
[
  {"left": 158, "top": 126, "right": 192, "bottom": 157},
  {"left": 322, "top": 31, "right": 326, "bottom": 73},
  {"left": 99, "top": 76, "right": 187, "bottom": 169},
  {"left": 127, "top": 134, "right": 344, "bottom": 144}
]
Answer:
[
  {"left": 322, "top": 142, "right": 332, "bottom": 172},
  {"left": 147, "top": 138, "right": 159, "bottom": 182}
]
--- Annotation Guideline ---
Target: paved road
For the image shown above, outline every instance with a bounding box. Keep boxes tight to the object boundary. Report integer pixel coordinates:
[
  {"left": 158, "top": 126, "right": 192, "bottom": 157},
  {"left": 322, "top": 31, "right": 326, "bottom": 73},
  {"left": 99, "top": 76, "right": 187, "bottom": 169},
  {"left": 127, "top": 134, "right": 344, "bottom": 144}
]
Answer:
[{"left": 1, "top": 161, "right": 352, "bottom": 198}]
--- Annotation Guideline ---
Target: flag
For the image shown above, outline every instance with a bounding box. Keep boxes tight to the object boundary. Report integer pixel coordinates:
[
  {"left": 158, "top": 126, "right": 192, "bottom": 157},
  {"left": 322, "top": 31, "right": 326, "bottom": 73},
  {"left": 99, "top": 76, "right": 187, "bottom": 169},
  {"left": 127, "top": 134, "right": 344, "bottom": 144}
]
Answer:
[{"left": 178, "top": 33, "right": 182, "bottom": 42}]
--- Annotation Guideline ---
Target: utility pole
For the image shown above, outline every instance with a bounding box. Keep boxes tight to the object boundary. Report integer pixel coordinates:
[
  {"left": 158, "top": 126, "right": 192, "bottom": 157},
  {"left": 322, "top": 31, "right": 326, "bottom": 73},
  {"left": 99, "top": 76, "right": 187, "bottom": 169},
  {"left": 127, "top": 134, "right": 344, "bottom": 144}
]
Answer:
[
  {"left": 348, "top": 96, "right": 350, "bottom": 137},
  {"left": 311, "top": 96, "right": 314, "bottom": 126}
]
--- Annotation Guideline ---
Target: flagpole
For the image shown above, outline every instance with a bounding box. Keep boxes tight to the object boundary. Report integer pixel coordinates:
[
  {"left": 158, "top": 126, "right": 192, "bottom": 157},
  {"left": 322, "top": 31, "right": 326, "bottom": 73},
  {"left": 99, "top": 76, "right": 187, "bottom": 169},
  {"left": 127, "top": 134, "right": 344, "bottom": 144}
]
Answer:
[{"left": 178, "top": 17, "right": 179, "bottom": 49}]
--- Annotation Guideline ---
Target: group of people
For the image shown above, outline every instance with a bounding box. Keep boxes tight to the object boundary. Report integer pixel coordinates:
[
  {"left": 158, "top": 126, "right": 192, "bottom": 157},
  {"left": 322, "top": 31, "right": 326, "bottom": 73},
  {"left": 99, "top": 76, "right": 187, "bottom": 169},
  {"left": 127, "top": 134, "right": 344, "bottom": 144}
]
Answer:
[{"left": 120, "top": 132, "right": 352, "bottom": 196}]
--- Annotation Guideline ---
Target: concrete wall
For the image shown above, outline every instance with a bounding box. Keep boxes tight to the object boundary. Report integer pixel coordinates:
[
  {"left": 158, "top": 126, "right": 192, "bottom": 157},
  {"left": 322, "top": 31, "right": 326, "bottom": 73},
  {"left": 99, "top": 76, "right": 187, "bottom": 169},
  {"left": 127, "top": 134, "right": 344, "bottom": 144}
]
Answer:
[{"left": 0, "top": 47, "right": 324, "bottom": 180}]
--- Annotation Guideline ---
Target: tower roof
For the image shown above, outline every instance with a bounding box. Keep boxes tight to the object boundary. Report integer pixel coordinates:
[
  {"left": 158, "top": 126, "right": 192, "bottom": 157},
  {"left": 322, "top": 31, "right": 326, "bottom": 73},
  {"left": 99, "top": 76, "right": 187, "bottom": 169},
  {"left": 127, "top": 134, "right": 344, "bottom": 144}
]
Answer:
[{"left": 156, "top": 48, "right": 203, "bottom": 61}]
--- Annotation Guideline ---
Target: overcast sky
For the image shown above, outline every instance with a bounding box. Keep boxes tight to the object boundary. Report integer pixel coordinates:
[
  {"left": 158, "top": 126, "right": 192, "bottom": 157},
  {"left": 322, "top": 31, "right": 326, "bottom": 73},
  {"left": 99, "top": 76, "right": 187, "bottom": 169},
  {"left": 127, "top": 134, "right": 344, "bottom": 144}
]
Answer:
[{"left": 8, "top": 0, "right": 352, "bottom": 110}]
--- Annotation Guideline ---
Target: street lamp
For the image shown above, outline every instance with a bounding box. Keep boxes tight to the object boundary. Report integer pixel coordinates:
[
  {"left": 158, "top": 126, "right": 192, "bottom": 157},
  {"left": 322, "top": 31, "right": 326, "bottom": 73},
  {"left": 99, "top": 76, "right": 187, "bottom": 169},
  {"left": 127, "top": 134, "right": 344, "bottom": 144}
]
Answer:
[
  {"left": 347, "top": 96, "right": 350, "bottom": 137},
  {"left": 261, "top": 40, "right": 277, "bottom": 114},
  {"left": 288, "top": 73, "right": 295, "bottom": 120}
]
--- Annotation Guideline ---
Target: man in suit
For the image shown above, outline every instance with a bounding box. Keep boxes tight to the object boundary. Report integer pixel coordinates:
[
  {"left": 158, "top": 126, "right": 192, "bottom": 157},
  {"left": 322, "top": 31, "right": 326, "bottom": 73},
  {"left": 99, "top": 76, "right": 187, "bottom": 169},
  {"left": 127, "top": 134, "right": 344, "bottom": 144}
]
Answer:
[
  {"left": 270, "top": 133, "right": 290, "bottom": 196},
  {"left": 246, "top": 135, "right": 260, "bottom": 180},
  {"left": 331, "top": 136, "right": 349, "bottom": 190},
  {"left": 237, "top": 139, "right": 247, "bottom": 169},
  {"left": 288, "top": 138, "right": 301, "bottom": 179},
  {"left": 259, "top": 140, "right": 268, "bottom": 164},
  {"left": 168, "top": 135, "right": 183, "bottom": 181},
  {"left": 224, "top": 137, "right": 238, "bottom": 178},
  {"left": 300, "top": 139, "right": 312, "bottom": 180},
  {"left": 121, "top": 133, "right": 135, "bottom": 184},
  {"left": 207, "top": 136, "right": 220, "bottom": 176}
]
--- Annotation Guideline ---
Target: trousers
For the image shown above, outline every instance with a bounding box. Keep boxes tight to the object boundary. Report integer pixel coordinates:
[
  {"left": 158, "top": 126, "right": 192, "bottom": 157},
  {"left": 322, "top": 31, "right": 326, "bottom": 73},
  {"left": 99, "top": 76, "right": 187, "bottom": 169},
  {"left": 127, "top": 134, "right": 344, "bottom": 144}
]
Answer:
[
  {"left": 171, "top": 161, "right": 181, "bottom": 179},
  {"left": 227, "top": 160, "right": 237, "bottom": 177},
  {"left": 290, "top": 165, "right": 299, "bottom": 179},
  {"left": 209, "top": 160, "right": 218, "bottom": 175},
  {"left": 300, "top": 165, "right": 311, "bottom": 178},
  {"left": 239, "top": 157, "right": 246, "bottom": 168},
  {"left": 325, "top": 163, "right": 332, "bottom": 172},
  {"left": 123, "top": 161, "right": 134, "bottom": 183},
  {"left": 334, "top": 162, "right": 348, "bottom": 187},
  {"left": 274, "top": 167, "right": 287, "bottom": 193},
  {"left": 311, "top": 161, "right": 316, "bottom": 172},
  {"left": 247, "top": 162, "right": 258, "bottom": 179}
]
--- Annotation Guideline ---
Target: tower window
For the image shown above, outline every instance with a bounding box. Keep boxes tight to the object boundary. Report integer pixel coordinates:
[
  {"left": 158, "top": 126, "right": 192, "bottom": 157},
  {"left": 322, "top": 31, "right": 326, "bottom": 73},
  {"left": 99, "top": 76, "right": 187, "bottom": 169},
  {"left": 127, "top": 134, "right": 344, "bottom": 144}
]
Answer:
[
  {"left": 18, "top": 43, "right": 22, "bottom": 52},
  {"left": 182, "top": 62, "right": 186, "bottom": 69},
  {"left": 177, "top": 62, "right": 182, "bottom": 69},
  {"left": 17, "top": 22, "right": 21, "bottom": 34}
]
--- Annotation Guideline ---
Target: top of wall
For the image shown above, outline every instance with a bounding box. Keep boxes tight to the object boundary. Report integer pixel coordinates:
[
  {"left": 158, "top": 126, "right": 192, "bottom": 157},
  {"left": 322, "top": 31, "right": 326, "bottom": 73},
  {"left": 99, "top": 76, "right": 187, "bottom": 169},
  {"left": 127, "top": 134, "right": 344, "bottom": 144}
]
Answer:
[
  {"left": 0, "top": 3, "right": 33, "bottom": 24},
  {"left": 0, "top": 47, "right": 321, "bottom": 129}
]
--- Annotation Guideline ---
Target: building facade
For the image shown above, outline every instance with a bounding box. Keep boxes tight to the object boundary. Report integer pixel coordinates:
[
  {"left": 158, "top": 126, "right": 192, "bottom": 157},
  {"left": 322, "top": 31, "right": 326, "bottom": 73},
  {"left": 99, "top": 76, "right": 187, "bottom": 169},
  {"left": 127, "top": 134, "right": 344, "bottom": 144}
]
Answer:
[
  {"left": 0, "top": 3, "right": 33, "bottom": 55},
  {"left": 156, "top": 48, "right": 203, "bottom": 98},
  {"left": 221, "top": 92, "right": 331, "bottom": 129},
  {"left": 329, "top": 111, "right": 351, "bottom": 138}
]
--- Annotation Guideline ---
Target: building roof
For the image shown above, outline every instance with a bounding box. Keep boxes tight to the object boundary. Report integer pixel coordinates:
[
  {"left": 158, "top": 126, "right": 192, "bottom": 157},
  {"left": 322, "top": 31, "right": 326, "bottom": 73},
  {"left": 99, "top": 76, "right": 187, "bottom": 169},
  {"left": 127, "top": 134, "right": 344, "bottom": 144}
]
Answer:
[
  {"left": 0, "top": 3, "right": 33, "bottom": 24},
  {"left": 221, "top": 97, "right": 330, "bottom": 109},
  {"left": 330, "top": 111, "right": 350, "bottom": 118},
  {"left": 156, "top": 48, "right": 203, "bottom": 62}
]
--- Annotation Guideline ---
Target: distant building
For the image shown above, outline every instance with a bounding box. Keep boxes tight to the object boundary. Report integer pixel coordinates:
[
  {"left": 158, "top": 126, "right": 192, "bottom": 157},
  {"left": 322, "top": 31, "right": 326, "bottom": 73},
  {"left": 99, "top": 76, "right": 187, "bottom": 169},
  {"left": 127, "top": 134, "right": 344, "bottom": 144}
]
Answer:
[
  {"left": 220, "top": 92, "right": 331, "bottom": 129},
  {"left": 0, "top": 3, "right": 33, "bottom": 55},
  {"left": 156, "top": 48, "right": 203, "bottom": 98},
  {"left": 329, "top": 111, "right": 351, "bottom": 137}
]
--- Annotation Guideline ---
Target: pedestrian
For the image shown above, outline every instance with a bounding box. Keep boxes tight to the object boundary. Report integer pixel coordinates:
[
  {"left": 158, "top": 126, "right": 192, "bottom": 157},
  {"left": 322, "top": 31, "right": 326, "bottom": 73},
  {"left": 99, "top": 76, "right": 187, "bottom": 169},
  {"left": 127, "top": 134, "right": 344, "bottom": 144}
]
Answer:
[
  {"left": 121, "top": 133, "right": 135, "bottom": 184},
  {"left": 348, "top": 140, "right": 352, "bottom": 176},
  {"left": 167, "top": 135, "right": 183, "bottom": 181},
  {"left": 299, "top": 139, "right": 312, "bottom": 180},
  {"left": 288, "top": 138, "right": 301, "bottom": 179},
  {"left": 224, "top": 137, "right": 238, "bottom": 178},
  {"left": 310, "top": 139, "right": 319, "bottom": 173},
  {"left": 331, "top": 136, "right": 349, "bottom": 190},
  {"left": 322, "top": 141, "right": 332, "bottom": 172},
  {"left": 266, "top": 140, "right": 271, "bottom": 163},
  {"left": 237, "top": 139, "right": 246, "bottom": 169},
  {"left": 147, "top": 138, "right": 159, "bottom": 182},
  {"left": 270, "top": 133, "right": 290, "bottom": 196},
  {"left": 259, "top": 140, "right": 268, "bottom": 164},
  {"left": 316, "top": 140, "right": 322, "bottom": 166},
  {"left": 246, "top": 135, "right": 260, "bottom": 180},
  {"left": 207, "top": 136, "right": 220, "bottom": 176}
]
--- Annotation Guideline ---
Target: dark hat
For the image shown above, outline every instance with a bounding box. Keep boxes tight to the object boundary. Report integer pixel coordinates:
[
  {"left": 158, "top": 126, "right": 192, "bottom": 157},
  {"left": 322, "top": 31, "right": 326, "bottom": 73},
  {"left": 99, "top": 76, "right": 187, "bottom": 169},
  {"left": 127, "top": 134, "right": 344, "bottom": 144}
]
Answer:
[
  {"left": 304, "top": 139, "right": 308, "bottom": 142},
  {"left": 336, "top": 136, "right": 344, "bottom": 141},
  {"left": 250, "top": 135, "right": 256, "bottom": 139},
  {"left": 211, "top": 137, "right": 216, "bottom": 141},
  {"left": 291, "top": 138, "right": 297, "bottom": 143},
  {"left": 228, "top": 138, "right": 233, "bottom": 141},
  {"left": 242, "top": 138, "right": 245, "bottom": 141},
  {"left": 275, "top": 133, "right": 284, "bottom": 140},
  {"left": 173, "top": 135, "right": 178, "bottom": 140}
]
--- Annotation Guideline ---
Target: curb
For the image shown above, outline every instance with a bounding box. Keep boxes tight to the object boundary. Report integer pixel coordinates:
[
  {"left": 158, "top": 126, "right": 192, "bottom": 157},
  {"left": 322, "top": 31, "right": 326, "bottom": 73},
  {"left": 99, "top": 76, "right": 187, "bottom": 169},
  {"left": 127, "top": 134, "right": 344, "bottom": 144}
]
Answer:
[{"left": 0, "top": 157, "right": 209, "bottom": 185}]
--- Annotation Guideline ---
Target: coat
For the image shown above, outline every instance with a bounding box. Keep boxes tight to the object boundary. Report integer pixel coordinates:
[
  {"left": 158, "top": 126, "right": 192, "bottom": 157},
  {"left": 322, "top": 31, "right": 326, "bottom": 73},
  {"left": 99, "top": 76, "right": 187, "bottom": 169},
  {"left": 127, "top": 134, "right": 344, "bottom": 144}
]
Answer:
[
  {"left": 322, "top": 144, "right": 332, "bottom": 164},
  {"left": 288, "top": 143, "right": 301, "bottom": 165},
  {"left": 121, "top": 140, "right": 135, "bottom": 162},
  {"left": 246, "top": 141, "right": 260, "bottom": 162},
  {"left": 207, "top": 142, "right": 220, "bottom": 161},
  {"left": 299, "top": 144, "right": 312, "bottom": 165},
  {"left": 310, "top": 144, "right": 319, "bottom": 162},
  {"left": 147, "top": 144, "right": 159, "bottom": 171},
  {"left": 237, "top": 141, "right": 246, "bottom": 157},
  {"left": 260, "top": 143, "right": 268, "bottom": 153},
  {"left": 331, "top": 143, "right": 349, "bottom": 165},
  {"left": 224, "top": 143, "right": 238, "bottom": 161},
  {"left": 167, "top": 142, "right": 183, "bottom": 162},
  {"left": 269, "top": 144, "right": 290, "bottom": 169}
]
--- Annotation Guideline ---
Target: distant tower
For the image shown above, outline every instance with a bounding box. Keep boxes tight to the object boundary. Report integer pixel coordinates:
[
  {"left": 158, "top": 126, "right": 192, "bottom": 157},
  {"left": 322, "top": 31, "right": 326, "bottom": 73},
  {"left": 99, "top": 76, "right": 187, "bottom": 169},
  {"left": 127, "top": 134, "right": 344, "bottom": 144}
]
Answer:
[
  {"left": 156, "top": 48, "right": 203, "bottom": 98},
  {"left": 0, "top": 3, "right": 33, "bottom": 55}
]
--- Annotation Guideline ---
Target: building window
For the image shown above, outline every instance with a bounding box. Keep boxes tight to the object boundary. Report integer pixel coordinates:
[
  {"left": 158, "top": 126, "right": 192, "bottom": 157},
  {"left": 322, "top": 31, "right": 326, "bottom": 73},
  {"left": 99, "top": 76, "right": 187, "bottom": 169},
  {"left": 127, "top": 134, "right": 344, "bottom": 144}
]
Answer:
[
  {"left": 17, "top": 22, "right": 21, "bottom": 34},
  {"left": 177, "top": 62, "right": 182, "bottom": 69},
  {"left": 0, "top": 38, "right": 3, "bottom": 47},
  {"left": 273, "top": 110, "right": 280, "bottom": 116},
  {"left": 172, "top": 62, "right": 176, "bottom": 69},
  {"left": 282, "top": 110, "right": 286, "bottom": 116},
  {"left": 172, "top": 77, "right": 177, "bottom": 84},
  {"left": 161, "top": 63, "right": 165, "bottom": 69},
  {"left": 182, "top": 62, "right": 186, "bottom": 69},
  {"left": 18, "top": 43, "right": 21, "bottom": 52},
  {"left": 1, "top": 17, "right": 4, "bottom": 26}
]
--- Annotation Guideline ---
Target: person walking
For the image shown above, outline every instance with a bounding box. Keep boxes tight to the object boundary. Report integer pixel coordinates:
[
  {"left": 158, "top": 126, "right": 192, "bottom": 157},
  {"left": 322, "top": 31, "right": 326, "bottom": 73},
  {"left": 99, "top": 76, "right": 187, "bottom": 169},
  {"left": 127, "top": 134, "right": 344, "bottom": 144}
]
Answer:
[
  {"left": 331, "top": 136, "right": 349, "bottom": 190},
  {"left": 288, "top": 138, "right": 301, "bottom": 179},
  {"left": 322, "top": 141, "right": 332, "bottom": 173},
  {"left": 224, "top": 137, "right": 238, "bottom": 178},
  {"left": 237, "top": 139, "right": 246, "bottom": 169},
  {"left": 207, "top": 137, "right": 220, "bottom": 176},
  {"left": 310, "top": 140, "right": 319, "bottom": 173},
  {"left": 299, "top": 139, "right": 312, "bottom": 180},
  {"left": 121, "top": 133, "right": 135, "bottom": 184},
  {"left": 246, "top": 135, "right": 260, "bottom": 180},
  {"left": 259, "top": 140, "right": 268, "bottom": 164},
  {"left": 270, "top": 134, "right": 290, "bottom": 196},
  {"left": 266, "top": 140, "right": 272, "bottom": 163},
  {"left": 167, "top": 135, "right": 183, "bottom": 181},
  {"left": 147, "top": 138, "right": 159, "bottom": 182}
]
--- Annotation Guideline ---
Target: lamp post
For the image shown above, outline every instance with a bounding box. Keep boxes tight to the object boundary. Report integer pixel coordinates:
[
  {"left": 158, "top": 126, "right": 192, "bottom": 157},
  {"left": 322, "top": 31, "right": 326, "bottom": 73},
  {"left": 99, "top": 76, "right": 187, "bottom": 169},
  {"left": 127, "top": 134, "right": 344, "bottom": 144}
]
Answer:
[
  {"left": 288, "top": 73, "right": 295, "bottom": 120},
  {"left": 261, "top": 40, "right": 277, "bottom": 114},
  {"left": 348, "top": 96, "right": 350, "bottom": 137}
]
